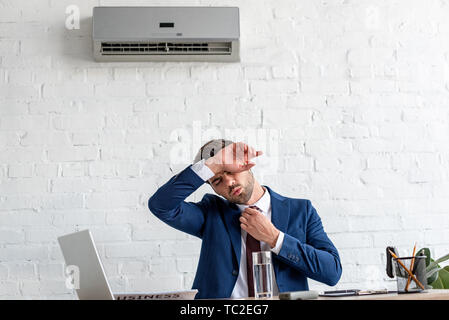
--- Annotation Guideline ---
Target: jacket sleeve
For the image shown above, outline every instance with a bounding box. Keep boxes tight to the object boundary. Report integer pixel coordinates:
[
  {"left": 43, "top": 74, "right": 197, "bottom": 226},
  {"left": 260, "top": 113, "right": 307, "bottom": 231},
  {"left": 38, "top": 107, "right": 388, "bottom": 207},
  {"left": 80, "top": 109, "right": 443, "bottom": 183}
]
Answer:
[
  {"left": 276, "top": 201, "right": 342, "bottom": 286},
  {"left": 148, "top": 165, "right": 210, "bottom": 239}
]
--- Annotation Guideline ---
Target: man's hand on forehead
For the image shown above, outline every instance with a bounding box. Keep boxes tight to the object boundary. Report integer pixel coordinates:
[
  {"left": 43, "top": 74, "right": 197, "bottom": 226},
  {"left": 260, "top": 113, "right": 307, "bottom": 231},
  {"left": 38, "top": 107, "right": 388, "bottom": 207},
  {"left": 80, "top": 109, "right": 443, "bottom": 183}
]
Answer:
[{"left": 205, "top": 142, "right": 263, "bottom": 175}]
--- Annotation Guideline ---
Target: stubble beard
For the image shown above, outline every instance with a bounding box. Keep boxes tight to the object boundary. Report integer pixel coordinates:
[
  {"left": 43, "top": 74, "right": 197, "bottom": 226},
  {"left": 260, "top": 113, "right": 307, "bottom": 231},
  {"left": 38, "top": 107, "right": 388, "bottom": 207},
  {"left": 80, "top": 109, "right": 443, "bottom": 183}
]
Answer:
[{"left": 227, "top": 172, "right": 255, "bottom": 205}]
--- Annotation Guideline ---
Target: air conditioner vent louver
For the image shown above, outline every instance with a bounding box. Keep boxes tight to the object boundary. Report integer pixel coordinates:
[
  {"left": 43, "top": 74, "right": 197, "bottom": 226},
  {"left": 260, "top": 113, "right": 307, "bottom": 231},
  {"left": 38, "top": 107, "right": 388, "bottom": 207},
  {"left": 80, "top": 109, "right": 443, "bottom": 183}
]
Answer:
[{"left": 100, "top": 42, "right": 232, "bottom": 55}]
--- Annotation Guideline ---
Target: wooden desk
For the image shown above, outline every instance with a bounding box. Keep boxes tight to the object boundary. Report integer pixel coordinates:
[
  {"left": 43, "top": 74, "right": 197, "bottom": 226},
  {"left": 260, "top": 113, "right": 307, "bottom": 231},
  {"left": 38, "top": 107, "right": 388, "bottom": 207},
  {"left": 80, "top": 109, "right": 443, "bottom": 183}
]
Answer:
[
  {"left": 317, "top": 289, "right": 449, "bottom": 300},
  {"left": 243, "top": 289, "right": 449, "bottom": 300}
]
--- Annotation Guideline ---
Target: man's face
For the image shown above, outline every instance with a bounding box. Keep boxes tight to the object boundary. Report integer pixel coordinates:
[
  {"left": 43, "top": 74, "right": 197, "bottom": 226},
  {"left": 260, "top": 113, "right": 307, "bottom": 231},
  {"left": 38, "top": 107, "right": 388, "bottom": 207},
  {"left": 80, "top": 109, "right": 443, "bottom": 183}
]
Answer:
[{"left": 208, "top": 169, "right": 255, "bottom": 204}]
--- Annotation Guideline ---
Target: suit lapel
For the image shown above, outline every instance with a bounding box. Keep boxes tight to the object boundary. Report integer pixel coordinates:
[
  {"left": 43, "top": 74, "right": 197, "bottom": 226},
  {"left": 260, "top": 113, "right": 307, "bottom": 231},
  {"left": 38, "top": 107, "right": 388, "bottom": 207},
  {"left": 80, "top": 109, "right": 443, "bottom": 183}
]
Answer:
[
  {"left": 223, "top": 202, "right": 242, "bottom": 266},
  {"left": 266, "top": 186, "right": 289, "bottom": 234}
]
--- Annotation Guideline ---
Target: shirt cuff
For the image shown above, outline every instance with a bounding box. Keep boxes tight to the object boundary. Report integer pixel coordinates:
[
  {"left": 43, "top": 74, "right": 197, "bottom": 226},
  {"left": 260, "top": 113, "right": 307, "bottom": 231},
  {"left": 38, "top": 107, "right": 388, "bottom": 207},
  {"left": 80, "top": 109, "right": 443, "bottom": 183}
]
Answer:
[
  {"left": 270, "top": 231, "right": 284, "bottom": 255},
  {"left": 190, "top": 159, "right": 215, "bottom": 181}
]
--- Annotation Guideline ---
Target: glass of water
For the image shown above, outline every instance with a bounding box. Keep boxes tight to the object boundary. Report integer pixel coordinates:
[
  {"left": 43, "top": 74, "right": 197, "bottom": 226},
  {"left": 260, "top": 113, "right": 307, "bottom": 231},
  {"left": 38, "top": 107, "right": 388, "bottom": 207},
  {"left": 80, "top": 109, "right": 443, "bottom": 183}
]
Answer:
[{"left": 252, "top": 251, "right": 273, "bottom": 299}]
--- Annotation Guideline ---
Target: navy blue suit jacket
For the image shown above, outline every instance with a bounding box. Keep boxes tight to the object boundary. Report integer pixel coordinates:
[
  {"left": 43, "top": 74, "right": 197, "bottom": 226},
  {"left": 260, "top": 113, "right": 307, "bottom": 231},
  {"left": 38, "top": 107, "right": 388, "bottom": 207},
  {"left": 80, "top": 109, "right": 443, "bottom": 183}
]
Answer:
[{"left": 148, "top": 165, "right": 342, "bottom": 299}]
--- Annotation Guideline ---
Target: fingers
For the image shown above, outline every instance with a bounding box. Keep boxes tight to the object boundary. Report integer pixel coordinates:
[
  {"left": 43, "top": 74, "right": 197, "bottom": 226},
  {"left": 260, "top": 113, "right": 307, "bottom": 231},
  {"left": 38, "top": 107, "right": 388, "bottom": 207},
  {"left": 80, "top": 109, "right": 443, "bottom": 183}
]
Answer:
[
  {"left": 221, "top": 143, "right": 236, "bottom": 166},
  {"left": 241, "top": 211, "right": 252, "bottom": 219},
  {"left": 240, "top": 208, "right": 266, "bottom": 239},
  {"left": 222, "top": 142, "right": 263, "bottom": 170},
  {"left": 244, "top": 144, "right": 262, "bottom": 162},
  {"left": 238, "top": 142, "right": 262, "bottom": 165},
  {"left": 240, "top": 210, "right": 255, "bottom": 228},
  {"left": 239, "top": 213, "right": 249, "bottom": 231},
  {"left": 242, "top": 207, "right": 259, "bottom": 216},
  {"left": 240, "top": 208, "right": 260, "bottom": 226}
]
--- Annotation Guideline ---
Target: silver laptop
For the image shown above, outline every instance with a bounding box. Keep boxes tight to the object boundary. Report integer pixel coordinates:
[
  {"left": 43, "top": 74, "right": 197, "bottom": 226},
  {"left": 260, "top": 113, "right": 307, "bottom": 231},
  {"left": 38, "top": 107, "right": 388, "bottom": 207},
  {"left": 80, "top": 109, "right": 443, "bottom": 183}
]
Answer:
[{"left": 58, "top": 229, "right": 197, "bottom": 300}]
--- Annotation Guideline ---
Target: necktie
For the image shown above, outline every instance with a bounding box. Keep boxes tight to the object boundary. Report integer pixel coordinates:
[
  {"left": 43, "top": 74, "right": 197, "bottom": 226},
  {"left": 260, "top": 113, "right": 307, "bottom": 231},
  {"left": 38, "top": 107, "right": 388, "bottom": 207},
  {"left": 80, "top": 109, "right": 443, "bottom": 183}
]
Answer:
[{"left": 246, "top": 205, "right": 261, "bottom": 297}]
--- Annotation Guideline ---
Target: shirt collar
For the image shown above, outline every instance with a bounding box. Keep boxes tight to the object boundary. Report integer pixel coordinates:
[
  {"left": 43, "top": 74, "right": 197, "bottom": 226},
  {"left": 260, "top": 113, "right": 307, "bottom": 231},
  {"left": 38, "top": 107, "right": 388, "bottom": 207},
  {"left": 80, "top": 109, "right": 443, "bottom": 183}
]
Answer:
[{"left": 236, "top": 186, "right": 270, "bottom": 213}]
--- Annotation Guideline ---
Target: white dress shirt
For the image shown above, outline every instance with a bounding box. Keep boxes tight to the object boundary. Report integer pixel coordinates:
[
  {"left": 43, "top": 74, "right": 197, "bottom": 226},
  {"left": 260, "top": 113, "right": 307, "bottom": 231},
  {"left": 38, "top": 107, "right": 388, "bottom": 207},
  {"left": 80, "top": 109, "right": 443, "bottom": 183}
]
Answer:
[{"left": 190, "top": 159, "right": 285, "bottom": 298}]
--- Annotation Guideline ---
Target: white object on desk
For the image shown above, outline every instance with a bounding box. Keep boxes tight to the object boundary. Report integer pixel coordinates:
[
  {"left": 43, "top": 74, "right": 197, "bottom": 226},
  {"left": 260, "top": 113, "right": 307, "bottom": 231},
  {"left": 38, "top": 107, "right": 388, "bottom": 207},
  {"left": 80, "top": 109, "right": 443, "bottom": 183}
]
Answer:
[{"left": 58, "top": 229, "right": 197, "bottom": 300}]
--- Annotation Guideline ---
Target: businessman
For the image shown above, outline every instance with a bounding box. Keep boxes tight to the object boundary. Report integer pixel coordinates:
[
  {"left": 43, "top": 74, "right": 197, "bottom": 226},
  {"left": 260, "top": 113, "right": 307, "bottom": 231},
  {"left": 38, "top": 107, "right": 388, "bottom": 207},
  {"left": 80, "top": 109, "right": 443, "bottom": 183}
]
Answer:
[{"left": 148, "top": 139, "right": 342, "bottom": 299}]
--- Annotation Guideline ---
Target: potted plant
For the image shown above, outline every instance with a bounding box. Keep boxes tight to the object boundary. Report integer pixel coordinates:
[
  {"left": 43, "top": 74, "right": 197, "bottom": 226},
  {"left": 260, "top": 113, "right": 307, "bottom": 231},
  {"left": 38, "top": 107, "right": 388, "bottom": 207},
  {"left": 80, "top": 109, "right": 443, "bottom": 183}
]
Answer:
[{"left": 418, "top": 248, "right": 449, "bottom": 289}]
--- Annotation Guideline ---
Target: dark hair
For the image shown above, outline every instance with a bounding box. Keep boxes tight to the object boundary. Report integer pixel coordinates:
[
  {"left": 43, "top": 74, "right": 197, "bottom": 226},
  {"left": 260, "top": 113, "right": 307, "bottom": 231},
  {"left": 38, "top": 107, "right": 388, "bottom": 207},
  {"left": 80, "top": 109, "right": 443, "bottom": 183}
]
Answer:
[{"left": 193, "top": 139, "right": 234, "bottom": 164}]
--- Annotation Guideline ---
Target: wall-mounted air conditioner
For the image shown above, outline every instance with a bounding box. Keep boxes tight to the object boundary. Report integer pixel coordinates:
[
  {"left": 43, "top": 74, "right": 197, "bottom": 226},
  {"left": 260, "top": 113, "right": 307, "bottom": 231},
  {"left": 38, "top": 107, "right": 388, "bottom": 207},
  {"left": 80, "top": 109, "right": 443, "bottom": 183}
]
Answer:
[{"left": 92, "top": 6, "right": 240, "bottom": 62}]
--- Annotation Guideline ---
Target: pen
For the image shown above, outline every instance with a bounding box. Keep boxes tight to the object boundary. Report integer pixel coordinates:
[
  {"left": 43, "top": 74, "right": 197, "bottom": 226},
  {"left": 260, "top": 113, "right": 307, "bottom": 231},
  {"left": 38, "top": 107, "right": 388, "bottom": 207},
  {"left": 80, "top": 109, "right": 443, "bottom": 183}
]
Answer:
[{"left": 323, "top": 289, "right": 358, "bottom": 294}]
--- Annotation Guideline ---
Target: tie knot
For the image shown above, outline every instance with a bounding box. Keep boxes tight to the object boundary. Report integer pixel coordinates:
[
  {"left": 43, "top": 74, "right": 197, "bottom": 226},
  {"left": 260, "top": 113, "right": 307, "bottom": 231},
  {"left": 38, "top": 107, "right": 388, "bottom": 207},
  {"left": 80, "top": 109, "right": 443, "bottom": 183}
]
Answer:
[{"left": 249, "top": 205, "right": 262, "bottom": 212}]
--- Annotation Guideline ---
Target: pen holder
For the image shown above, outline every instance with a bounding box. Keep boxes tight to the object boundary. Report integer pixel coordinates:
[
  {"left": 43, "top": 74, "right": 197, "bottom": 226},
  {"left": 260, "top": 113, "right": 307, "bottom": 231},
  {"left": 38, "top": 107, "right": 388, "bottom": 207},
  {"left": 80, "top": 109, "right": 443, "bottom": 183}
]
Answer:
[{"left": 393, "top": 256, "right": 427, "bottom": 293}]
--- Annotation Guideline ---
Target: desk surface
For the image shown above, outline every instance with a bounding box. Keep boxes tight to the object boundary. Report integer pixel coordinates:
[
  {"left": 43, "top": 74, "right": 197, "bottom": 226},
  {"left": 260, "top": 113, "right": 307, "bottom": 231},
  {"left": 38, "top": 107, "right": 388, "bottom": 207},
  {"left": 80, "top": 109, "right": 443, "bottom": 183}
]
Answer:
[
  {"left": 244, "top": 289, "right": 449, "bottom": 300},
  {"left": 317, "top": 289, "right": 449, "bottom": 300}
]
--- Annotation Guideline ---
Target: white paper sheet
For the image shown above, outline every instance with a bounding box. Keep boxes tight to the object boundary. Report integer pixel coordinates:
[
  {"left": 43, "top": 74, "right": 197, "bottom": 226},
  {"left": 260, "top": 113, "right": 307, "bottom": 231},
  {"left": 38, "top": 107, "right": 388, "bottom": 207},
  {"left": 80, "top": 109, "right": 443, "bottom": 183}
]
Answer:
[{"left": 114, "top": 289, "right": 198, "bottom": 300}]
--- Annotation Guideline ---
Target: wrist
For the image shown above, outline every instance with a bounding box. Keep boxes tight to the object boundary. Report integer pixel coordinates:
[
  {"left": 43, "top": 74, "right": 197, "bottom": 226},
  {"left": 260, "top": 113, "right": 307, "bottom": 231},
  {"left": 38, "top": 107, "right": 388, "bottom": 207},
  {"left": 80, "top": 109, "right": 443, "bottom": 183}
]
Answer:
[
  {"left": 205, "top": 157, "right": 222, "bottom": 174},
  {"left": 270, "top": 229, "right": 280, "bottom": 249}
]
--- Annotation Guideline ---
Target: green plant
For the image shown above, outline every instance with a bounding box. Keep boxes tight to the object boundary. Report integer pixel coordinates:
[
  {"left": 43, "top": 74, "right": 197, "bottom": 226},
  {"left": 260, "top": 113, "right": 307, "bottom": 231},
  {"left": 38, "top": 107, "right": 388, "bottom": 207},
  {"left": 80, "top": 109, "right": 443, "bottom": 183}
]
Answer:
[{"left": 418, "top": 248, "right": 449, "bottom": 289}]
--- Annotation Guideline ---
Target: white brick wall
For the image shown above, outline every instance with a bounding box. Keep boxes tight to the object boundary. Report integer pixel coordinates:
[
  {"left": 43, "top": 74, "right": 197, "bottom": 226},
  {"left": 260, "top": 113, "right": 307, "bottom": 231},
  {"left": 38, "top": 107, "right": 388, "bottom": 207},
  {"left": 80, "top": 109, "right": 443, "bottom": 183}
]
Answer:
[{"left": 1, "top": 0, "right": 449, "bottom": 299}]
